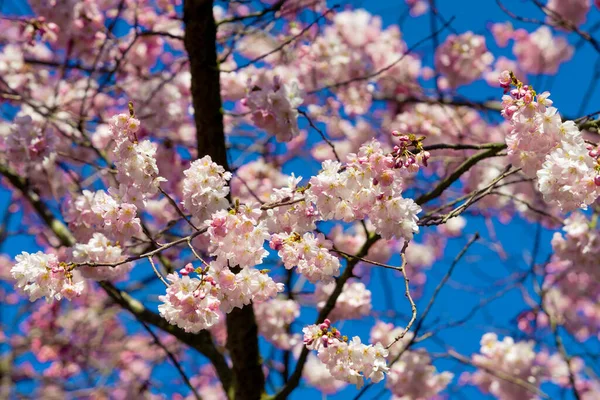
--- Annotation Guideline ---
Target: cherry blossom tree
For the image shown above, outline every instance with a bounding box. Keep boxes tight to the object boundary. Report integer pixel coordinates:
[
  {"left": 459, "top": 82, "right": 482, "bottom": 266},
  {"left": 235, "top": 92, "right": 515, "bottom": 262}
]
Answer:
[{"left": 0, "top": 0, "right": 599, "bottom": 399}]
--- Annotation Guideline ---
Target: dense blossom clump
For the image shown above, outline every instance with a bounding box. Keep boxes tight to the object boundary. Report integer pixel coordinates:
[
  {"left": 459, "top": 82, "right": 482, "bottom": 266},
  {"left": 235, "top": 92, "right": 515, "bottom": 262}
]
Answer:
[
  {"left": 71, "top": 233, "right": 132, "bottom": 281},
  {"left": 206, "top": 205, "right": 270, "bottom": 270},
  {"left": 545, "top": 0, "right": 590, "bottom": 28},
  {"left": 63, "top": 189, "right": 143, "bottom": 244},
  {"left": 270, "top": 231, "right": 340, "bottom": 283},
  {"left": 182, "top": 155, "right": 232, "bottom": 226},
  {"left": 2, "top": 113, "right": 55, "bottom": 165},
  {"left": 512, "top": 27, "right": 574, "bottom": 74},
  {"left": 157, "top": 271, "right": 221, "bottom": 333},
  {"left": 519, "top": 212, "right": 600, "bottom": 340},
  {"left": 255, "top": 299, "right": 300, "bottom": 350},
  {"left": 214, "top": 267, "right": 284, "bottom": 313},
  {"left": 370, "top": 321, "right": 453, "bottom": 399},
  {"left": 264, "top": 175, "right": 319, "bottom": 234},
  {"left": 303, "top": 319, "right": 389, "bottom": 388},
  {"left": 315, "top": 281, "right": 372, "bottom": 321},
  {"left": 434, "top": 32, "right": 493, "bottom": 87},
  {"left": 462, "top": 333, "right": 572, "bottom": 400},
  {"left": 307, "top": 140, "right": 421, "bottom": 240},
  {"left": 109, "top": 113, "right": 165, "bottom": 205},
  {"left": 242, "top": 75, "right": 303, "bottom": 142},
  {"left": 11, "top": 252, "right": 84, "bottom": 302},
  {"left": 501, "top": 74, "right": 600, "bottom": 211}
]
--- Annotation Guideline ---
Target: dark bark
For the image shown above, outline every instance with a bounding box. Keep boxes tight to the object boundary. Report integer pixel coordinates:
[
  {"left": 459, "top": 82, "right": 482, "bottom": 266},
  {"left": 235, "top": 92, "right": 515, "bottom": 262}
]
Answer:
[
  {"left": 183, "top": 0, "right": 228, "bottom": 167},
  {"left": 183, "top": 1, "right": 265, "bottom": 399}
]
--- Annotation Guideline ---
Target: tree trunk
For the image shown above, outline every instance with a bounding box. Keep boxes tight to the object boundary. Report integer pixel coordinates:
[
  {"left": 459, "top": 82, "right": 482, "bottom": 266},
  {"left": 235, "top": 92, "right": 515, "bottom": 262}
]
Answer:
[{"left": 183, "top": 2, "right": 265, "bottom": 399}]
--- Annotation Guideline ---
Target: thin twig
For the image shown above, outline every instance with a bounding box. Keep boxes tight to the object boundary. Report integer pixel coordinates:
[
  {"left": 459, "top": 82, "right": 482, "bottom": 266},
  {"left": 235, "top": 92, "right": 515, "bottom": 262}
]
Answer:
[{"left": 148, "top": 256, "right": 169, "bottom": 287}]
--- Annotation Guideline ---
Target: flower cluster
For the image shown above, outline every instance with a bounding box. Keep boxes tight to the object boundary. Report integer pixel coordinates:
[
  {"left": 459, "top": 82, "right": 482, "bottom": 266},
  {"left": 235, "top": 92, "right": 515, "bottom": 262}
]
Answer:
[
  {"left": 215, "top": 267, "right": 284, "bottom": 313},
  {"left": 513, "top": 27, "right": 573, "bottom": 75},
  {"left": 2, "top": 113, "right": 55, "bottom": 166},
  {"left": 109, "top": 113, "right": 165, "bottom": 205},
  {"left": 63, "top": 190, "right": 143, "bottom": 244},
  {"left": 315, "top": 281, "right": 372, "bottom": 321},
  {"left": 157, "top": 270, "right": 221, "bottom": 333},
  {"left": 254, "top": 299, "right": 300, "bottom": 350},
  {"left": 303, "top": 319, "right": 389, "bottom": 388},
  {"left": 545, "top": 0, "right": 590, "bottom": 28},
  {"left": 537, "top": 131, "right": 600, "bottom": 211},
  {"left": 388, "top": 351, "right": 453, "bottom": 400},
  {"left": 500, "top": 80, "right": 560, "bottom": 176},
  {"left": 500, "top": 74, "right": 600, "bottom": 211},
  {"left": 206, "top": 205, "right": 269, "bottom": 270},
  {"left": 434, "top": 32, "right": 493, "bottom": 87},
  {"left": 269, "top": 232, "right": 340, "bottom": 283},
  {"left": 462, "top": 333, "right": 571, "bottom": 400},
  {"left": 182, "top": 155, "right": 232, "bottom": 226},
  {"left": 71, "top": 233, "right": 132, "bottom": 281},
  {"left": 264, "top": 175, "right": 319, "bottom": 234},
  {"left": 11, "top": 252, "right": 84, "bottom": 302},
  {"left": 308, "top": 140, "right": 421, "bottom": 240},
  {"left": 242, "top": 75, "right": 303, "bottom": 142},
  {"left": 370, "top": 321, "right": 453, "bottom": 399},
  {"left": 303, "top": 354, "right": 348, "bottom": 394},
  {"left": 528, "top": 212, "right": 600, "bottom": 340},
  {"left": 230, "top": 158, "right": 288, "bottom": 203}
]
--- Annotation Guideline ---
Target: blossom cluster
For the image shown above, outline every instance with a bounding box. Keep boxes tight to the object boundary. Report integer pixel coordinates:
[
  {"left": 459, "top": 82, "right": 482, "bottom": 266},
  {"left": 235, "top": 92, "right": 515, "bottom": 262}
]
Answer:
[
  {"left": 241, "top": 75, "right": 303, "bottom": 142},
  {"left": 206, "top": 205, "right": 270, "bottom": 271},
  {"left": 254, "top": 298, "right": 300, "bottom": 350},
  {"left": 270, "top": 232, "right": 340, "bottom": 283},
  {"left": 215, "top": 267, "right": 284, "bottom": 313},
  {"left": 158, "top": 261, "right": 285, "bottom": 333},
  {"left": 315, "top": 281, "right": 372, "bottom": 321},
  {"left": 307, "top": 140, "right": 421, "bottom": 240},
  {"left": 2, "top": 113, "right": 55, "bottom": 166},
  {"left": 303, "top": 354, "right": 348, "bottom": 394},
  {"left": 71, "top": 233, "right": 132, "bottom": 282},
  {"left": 370, "top": 321, "right": 453, "bottom": 399},
  {"left": 63, "top": 189, "right": 143, "bottom": 244},
  {"left": 157, "top": 269, "right": 221, "bottom": 333},
  {"left": 182, "top": 155, "right": 232, "bottom": 225},
  {"left": 545, "top": 0, "right": 591, "bottom": 28},
  {"left": 500, "top": 73, "right": 600, "bottom": 211},
  {"left": 462, "top": 333, "right": 573, "bottom": 400},
  {"left": 109, "top": 113, "right": 165, "bottom": 205},
  {"left": 303, "top": 319, "right": 389, "bottom": 388},
  {"left": 11, "top": 252, "right": 84, "bottom": 302},
  {"left": 434, "top": 32, "right": 493, "bottom": 88},
  {"left": 532, "top": 212, "right": 600, "bottom": 340},
  {"left": 264, "top": 175, "right": 319, "bottom": 234},
  {"left": 511, "top": 26, "right": 574, "bottom": 75}
]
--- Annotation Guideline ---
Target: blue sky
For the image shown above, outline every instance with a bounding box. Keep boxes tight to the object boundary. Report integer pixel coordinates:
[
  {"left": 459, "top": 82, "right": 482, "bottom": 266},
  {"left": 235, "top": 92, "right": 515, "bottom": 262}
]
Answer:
[{"left": 1, "top": 0, "right": 599, "bottom": 399}]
